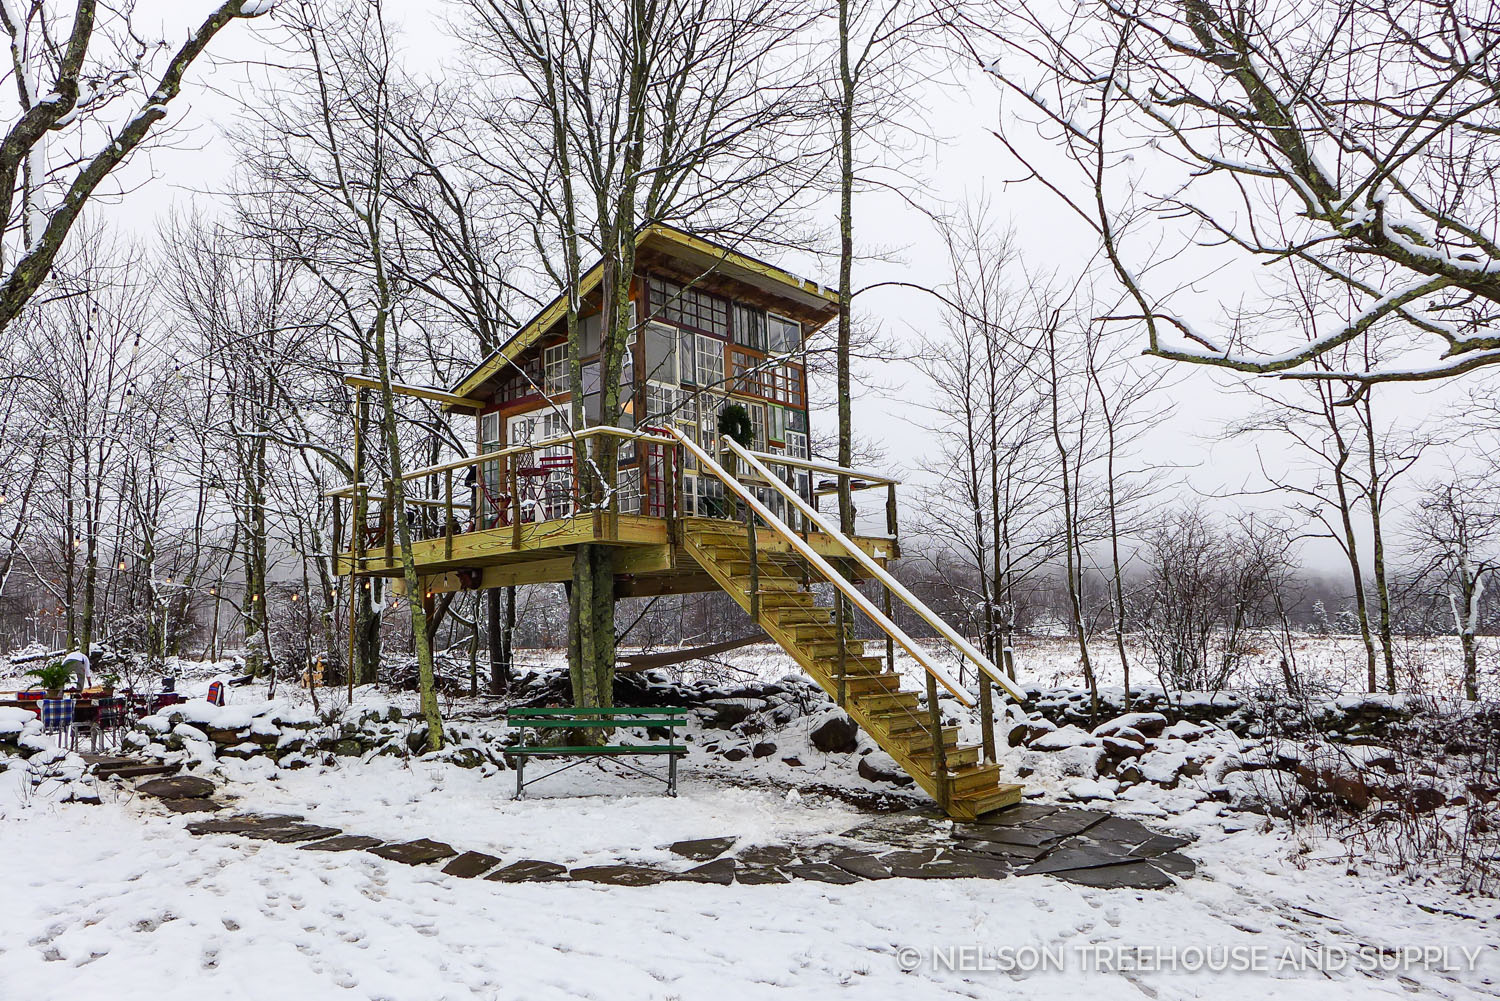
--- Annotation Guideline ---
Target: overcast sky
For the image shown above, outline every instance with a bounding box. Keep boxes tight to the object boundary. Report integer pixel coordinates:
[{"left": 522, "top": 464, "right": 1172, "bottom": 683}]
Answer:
[{"left": 105, "top": 1, "right": 1493, "bottom": 571}]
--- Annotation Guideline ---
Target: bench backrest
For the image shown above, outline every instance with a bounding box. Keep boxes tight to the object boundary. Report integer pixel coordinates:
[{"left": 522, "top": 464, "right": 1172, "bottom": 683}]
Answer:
[{"left": 506, "top": 707, "right": 687, "bottom": 730}]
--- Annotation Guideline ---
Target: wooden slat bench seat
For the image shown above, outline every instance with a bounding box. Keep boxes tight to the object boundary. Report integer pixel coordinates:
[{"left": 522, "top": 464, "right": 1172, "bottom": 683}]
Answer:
[{"left": 504, "top": 706, "right": 688, "bottom": 799}]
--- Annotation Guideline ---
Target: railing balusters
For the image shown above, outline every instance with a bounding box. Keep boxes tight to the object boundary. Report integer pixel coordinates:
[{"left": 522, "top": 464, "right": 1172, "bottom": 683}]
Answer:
[{"left": 926, "top": 670, "right": 949, "bottom": 812}]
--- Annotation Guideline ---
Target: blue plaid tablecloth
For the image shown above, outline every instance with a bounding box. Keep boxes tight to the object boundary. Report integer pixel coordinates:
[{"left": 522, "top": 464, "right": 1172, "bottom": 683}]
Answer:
[{"left": 40, "top": 698, "right": 75, "bottom": 731}]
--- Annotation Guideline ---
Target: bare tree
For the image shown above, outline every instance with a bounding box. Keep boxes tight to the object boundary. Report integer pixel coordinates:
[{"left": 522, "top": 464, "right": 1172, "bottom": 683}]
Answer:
[
  {"left": 0, "top": 1, "right": 277, "bottom": 332},
  {"left": 1408, "top": 480, "right": 1499, "bottom": 700},
  {"left": 968, "top": 0, "right": 1500, "bottom": 384}
]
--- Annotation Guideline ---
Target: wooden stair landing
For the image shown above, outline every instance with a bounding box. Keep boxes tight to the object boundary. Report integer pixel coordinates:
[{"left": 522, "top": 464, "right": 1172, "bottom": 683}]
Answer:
[{"left": 683, "top": 520, "right": 1022, "bottom": 822}]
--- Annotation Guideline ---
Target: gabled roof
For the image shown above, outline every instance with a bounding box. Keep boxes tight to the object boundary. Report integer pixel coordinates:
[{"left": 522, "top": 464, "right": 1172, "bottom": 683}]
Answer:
[{"left": 448, "top": 223, "right": 838, "bottom": 404}]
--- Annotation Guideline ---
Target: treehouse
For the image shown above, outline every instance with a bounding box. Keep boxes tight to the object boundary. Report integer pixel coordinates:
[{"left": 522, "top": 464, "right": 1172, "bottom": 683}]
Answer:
[{"left": 330, "top": 223, "right": 1024, "bottom": 820}]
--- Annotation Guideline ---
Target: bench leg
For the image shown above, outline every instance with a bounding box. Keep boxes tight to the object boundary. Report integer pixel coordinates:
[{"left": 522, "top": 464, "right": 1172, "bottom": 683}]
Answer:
[
  {"left": 514, "top": 757, "right": 524, "bottom": 800},
  {"left": 668, "top": 753, "right": 678, "bottom": 798}
]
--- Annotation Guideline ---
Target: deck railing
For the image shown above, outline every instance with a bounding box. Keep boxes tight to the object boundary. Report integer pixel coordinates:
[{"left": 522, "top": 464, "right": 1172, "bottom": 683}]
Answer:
[{"left": 328, "top": 424, "right": 902, "bottom": 565}]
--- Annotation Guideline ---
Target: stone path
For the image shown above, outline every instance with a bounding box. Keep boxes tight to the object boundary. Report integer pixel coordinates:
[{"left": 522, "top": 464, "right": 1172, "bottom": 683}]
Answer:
[{"left": 144, "top": 775, "right": 1194, "bottom": 890}]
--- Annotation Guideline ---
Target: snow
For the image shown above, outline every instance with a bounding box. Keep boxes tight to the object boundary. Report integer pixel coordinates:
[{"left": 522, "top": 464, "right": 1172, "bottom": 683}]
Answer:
[{"left": 2, "top": 761, "right": 1497, "bottom": 1000}]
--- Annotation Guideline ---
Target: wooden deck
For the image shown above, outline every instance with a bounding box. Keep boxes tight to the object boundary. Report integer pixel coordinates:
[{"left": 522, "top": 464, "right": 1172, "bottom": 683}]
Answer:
[{"left": 334, "top": 515, "right": 899, "bottom": 598}]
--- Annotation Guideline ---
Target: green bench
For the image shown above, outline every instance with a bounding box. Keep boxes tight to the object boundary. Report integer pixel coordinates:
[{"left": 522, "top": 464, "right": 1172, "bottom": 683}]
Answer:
[{"left": 504, "top": 706, "right": 688, "bottom": 799}]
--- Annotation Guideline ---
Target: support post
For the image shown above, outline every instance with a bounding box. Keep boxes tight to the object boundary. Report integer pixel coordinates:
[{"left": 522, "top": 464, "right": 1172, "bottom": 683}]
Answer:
[{"left": 886, "top": 482, "right": 898, "bottom": 537}]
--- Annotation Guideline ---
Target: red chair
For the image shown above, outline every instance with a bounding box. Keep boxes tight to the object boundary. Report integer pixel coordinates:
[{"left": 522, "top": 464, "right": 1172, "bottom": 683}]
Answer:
[{"left": 207, "top": 681, "right": 225, "bottom": 706}]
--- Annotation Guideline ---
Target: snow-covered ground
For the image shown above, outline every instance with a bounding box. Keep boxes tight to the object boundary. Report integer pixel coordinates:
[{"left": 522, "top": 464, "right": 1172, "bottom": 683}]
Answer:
[
  {"left": 3, "top": 753, "right": 1498, "bottom": 1001},
  {"left": 2, "top": 638, "right": 1498, "bottom": 1000}
]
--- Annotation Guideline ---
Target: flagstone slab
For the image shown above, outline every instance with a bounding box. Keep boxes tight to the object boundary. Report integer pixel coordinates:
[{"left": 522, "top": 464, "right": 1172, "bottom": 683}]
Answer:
[
  {"left": 668, "top": 837, "right": 736, "bottom": 861},
  {"left": 570, "top": 864, "right": 671, "bottom": 887},
  {"left": 137, "top": 775, "right": 217, "bottom": 799},
  {"left": 784, "top": 862, "right": 862, "bottom": 885},
  {"left": 1049, "top": 861, "right": 1176, "bottom": 890},
  {"left": 299, "top": 835, "right": 386, "bottom": 853},
  {"left": 734, "top": 866, "right": 791, "bottom": 885},
  {"left": 368, "top": 838, "right": 457, "bottom": 865},
  {"left": 829, "top": 853, "right": 894, "bottom": 880},
  {"left": 443, "top": 851, "right": 503, "bottom": 878},
  {"left": 485, "top": 860, "right": 569, "bottom": 883},
  {"left": 671, "top": 858, "right": 736, "bottom": 885}
]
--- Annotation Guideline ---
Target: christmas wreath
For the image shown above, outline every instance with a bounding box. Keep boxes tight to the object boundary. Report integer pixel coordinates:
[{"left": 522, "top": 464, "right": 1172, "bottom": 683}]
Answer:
[{"left": 717, "top": 403, "right": 754, "bottom": 448}]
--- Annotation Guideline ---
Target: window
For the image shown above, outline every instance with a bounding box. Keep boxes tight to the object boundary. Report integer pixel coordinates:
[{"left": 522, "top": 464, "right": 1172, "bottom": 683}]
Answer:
[
  {"left": 478, "top": 412, "right": 503, "bottom": 525},
  {"left": 785, "top": 429, "right": 808, "bottom": 460},
  {"left": 649, "top": 277, "right": 729, "bottom": 337},
  {"left": 695, "top": 335, "right": 724, "bottom": 390},
  {"left": 543, "top": 343, "right": 569, "bottom": 396},
  {"left": 733, "top": 303, "right": 766, "bottom": 351},
  {"left": 730, "top": 348, "right": 762, "bottom": 396},
  {"left": 767, "top": 405, "right": 786, "bottom": 443},
  {"left": 767, "top": 314, "right": 800, "bottom": 354},
  {"left": 616, "top": 467, "right": 642, "bottom": 515},
  {"left": 748, "top": 402, "right": 767, "bottom": 452}
]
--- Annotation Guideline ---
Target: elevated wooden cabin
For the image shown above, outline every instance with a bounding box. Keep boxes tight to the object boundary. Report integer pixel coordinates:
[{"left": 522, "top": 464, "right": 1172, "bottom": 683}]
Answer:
[{"left": 330, "top": 224, "right": 1024, "bottom": 820}]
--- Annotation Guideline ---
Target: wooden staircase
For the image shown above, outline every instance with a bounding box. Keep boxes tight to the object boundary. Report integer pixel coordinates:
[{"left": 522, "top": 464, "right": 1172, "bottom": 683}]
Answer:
[{"left": 683, "top": 519, "right": 1023, "bottom": 821}]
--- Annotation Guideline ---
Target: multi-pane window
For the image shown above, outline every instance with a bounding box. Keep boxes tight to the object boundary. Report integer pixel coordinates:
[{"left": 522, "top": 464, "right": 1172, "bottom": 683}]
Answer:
[
  {"left": 616, "top": 467, "right": 642, "bottom": 515},
  {"left": 730, "top": 348, "right": 762, "bottom": 396},
  {"left": 767, "top": 405, "right": 786, "bottom": 444},
  {"left": 747, "top": 402, "right": 767, "bottom": 452},
  {"left": 649, "top": 277, "right": 729, "bottom": 337},
  {"left": 695, "top": 335, "right": 724, "bottom": 390},
  {"left": 543, "top": 343, "right": 569, "bottom": 396},
  {"left": 733, "top": 303, "right": 766, "bottom": 351},
  {"left": 478, "top": 412, "right": 503, "bottom": 525},
  {"left": 785, "top": 429, "right": 809, "bottom": 460},
  {"left": 767, "top": 314, "right": 801, "bottom": 354}
]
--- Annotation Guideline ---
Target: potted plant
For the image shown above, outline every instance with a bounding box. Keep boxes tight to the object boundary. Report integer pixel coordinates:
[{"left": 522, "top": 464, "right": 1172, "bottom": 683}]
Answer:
[
  {"left": 100, "top": 673, "right": 120, "bottom": 697},
  {"left": 25, "top": 661, "right": 73, "bottom": 699}
]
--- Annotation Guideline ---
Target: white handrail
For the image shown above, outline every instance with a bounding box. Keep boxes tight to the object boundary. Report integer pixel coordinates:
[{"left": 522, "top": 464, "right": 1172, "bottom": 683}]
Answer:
[
  {"left": 725, "top": 436, "right": 1026, "bottom": 703},
  {"left": 653, "top": 425, "right": 974, "bottom": 708}
]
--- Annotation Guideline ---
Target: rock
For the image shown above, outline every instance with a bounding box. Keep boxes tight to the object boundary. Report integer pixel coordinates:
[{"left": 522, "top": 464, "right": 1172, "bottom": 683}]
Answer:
[
  {"left": 751, "top": 741, "right": 777, "bottom": 759},
  {"left": 1093, "top": 712, "right": 1168, "bottom": 739},
  {"left": 1101, "top": 736, "right": 1146, "bottom": 759},
  {"left": 1028, "top": 725, "right": 1097, "bottom": 751},
  {"left": 734, "top": 866, "right": 791, "bottom": 885},
  {"left": 136, "top": 775, "right": 216, "bottom": 800},
  {"left": 1410, "top": 785, "right": 1445, "bottom": 813},
  {"left": 368, "top": 838, "right": 457, "bottom": 865},
  {"left": 810, "top": 713, "right": 859, "bottom": 753},
  {"left": 443, "top": 851, "right": 503, "bottom": 878},
  {"left": 722, "top": 747, "right": 748, "bottom": 762},
  {"left": 669, "top": 837, "right": 736, "bottom": 861},
  {"left": 737, "top": 844, "right": 798, "bottom": 867},
  {"left": 704, "top": 704, "right": 755, "bottom": 730},
  {"left": 782, "top": 756, "right": 804, "bottom": 767},
  {"left": 858, "top": 753, "right": 906, "bottom": 785},
  {"left": 331, "top": 740, "right": 364, "bottom": 756},
  {"left": 1008, "top": 719, "right": 1056, "bottom": 747},
  {"left": 1296, "top": 762, "right": 1373, "bottom": 809}
]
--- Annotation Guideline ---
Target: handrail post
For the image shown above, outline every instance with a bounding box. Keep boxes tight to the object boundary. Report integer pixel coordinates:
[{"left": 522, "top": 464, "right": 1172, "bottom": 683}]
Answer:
[
  {"left": 883, "top": 587, "right": 895, "bottom": 674},
  {"left": 834, "top": 586, "right": 847, "bottom": 708},
  {"left": 444, "top": 468, "right": 454, "bottom": 560},
  {"left": 926, "top": 670, "right": 949, "bottom": 812},
  {"left": 746, "top": 511, "right": 760, "bottom": 621},
  {"left": 510, "top": 459, "right": 521, "bottom": 549},
  {"left": 886, "top": 482, "right": 898, "bottom": 538},
  {"left": 980, "top": 674, "right": 997, "bottom": 765}
]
